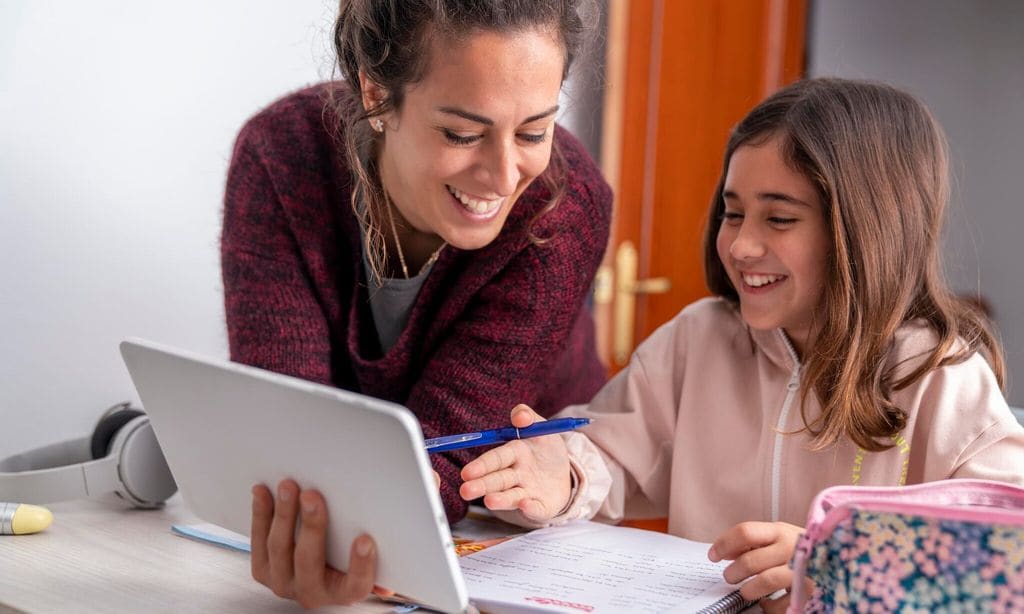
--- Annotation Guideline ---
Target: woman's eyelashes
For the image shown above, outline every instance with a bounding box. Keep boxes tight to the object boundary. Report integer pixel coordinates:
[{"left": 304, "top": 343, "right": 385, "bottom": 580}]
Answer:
[
  {"left": 518, "top": 131, "right": 549, "bottom": 144},
  {"left": 442, "top": 130, "right": 480, "bottom": 146},
  {"left": 440, "top": 128, "right": 549, "bottom": 146}
]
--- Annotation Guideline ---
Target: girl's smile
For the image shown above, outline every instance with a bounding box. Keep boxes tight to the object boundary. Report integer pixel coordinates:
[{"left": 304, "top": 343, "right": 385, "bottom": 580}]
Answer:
[{"left": 738, "top": 272, "right": 789, "bottom": 293}]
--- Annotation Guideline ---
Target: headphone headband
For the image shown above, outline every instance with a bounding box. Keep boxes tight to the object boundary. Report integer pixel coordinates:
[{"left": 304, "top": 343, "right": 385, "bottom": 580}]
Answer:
[
  {"left": 0, "top": 436, "right": 92, "bottom": 473},
  {"left": 0, "top": 412, "right": 176, "bottom": 507},
  {"left": 0, "top": 450, "right": 118, "bottom": 503}
]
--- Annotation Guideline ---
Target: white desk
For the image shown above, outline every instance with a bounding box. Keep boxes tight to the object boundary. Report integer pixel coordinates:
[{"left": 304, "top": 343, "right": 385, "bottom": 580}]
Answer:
[
  {"left": 0, "top": 496, "right": 392, "bottom": 613},
  {"left": 0, "top": 498, "right": 770, "bottom": 614}
]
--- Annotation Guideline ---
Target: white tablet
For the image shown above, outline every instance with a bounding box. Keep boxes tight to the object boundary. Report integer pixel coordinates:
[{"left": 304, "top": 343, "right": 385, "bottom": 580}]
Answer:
[{"left": 119, "top": 338, "right": 469, "bottom": 614}]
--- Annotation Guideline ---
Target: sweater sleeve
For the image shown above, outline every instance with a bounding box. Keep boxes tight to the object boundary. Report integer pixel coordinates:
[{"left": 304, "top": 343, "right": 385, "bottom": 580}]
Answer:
[
  {"left": 907, "top": 351, "right": 1024, "bottom": 486},
  {"left": 413, "top": 170, "right": 612, "bottom": 522},
  {"left": 946, "top": 356, "right": 1024, "bottom": 485},
  {"left": 220, "top": 122, "right": 333, "bottom": 384},
  {"left": 569, "top": 332, "right": 683, "bottom": 524},
  {"left": 951, "top": 421, "right": 1024, "bottom": 486}
]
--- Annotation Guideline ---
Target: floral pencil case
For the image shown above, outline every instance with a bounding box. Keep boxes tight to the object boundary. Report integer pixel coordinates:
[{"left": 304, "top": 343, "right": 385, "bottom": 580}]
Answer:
[{"left": 787, "top": 479, "right": 1024, "bottom": 613}]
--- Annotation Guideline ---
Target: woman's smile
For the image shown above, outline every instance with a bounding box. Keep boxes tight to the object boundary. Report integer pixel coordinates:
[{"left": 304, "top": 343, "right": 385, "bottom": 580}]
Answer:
[{"left": 446, "top": 184, "right": 506, "bottom": 219}]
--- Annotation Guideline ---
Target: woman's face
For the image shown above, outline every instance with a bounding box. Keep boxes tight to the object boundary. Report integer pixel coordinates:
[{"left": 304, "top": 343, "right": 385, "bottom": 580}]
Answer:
[{"left": 370, "top": 28, "right": 565, "bottom": 251}]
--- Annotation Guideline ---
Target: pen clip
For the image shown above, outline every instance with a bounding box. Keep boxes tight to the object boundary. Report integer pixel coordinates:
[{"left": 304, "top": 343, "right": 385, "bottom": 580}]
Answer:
[{"left": 424, "top": 432, "right": 483, "bottom": 450}]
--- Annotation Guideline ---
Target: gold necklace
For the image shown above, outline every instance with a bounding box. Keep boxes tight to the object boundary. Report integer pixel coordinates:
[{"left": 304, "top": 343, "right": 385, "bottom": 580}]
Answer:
[{"left": 384, "top": 193, "right": 446, "bottom": 279}]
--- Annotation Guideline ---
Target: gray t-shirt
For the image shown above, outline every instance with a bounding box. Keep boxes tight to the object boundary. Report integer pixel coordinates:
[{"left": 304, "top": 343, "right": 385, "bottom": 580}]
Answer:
[
  {"left": 355, "top": 194, "right": 435, "bottom": 353},
  {"left": 361, "top": 251, "right": 431, "bottom": 353}
]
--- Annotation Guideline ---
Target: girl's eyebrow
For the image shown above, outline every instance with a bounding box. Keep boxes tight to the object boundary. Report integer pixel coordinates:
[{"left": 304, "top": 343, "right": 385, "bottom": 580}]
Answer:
[
  {"left": 759, "top": 192, "right": 812, "bottom": 207},
  {"left": 437, "top": 105, "right": 560, "bottom": 126},
  {"left": 724, "top": 189, "right": 811, "bottom": 208}
]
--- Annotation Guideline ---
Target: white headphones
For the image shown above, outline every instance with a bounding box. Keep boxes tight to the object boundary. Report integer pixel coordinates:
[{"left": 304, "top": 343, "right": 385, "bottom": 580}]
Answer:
[{"left": 0, "top": 403, "right": 177, "bottom": 508}]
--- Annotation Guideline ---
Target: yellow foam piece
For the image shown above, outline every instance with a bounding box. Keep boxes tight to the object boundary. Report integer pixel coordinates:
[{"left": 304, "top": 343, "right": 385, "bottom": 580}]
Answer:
[{"left": 11, "top": 504, "right": 53, "bottom": 534}]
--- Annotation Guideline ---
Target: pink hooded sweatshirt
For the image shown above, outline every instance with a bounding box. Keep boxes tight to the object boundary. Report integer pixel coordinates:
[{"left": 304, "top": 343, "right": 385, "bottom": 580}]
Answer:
[{"left": 509, "top": 298, "right": 1024, "bottom": 541}]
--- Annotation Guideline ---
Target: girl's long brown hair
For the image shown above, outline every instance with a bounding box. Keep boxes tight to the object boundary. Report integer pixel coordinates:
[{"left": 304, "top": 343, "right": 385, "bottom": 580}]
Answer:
[{"left": 703, "top": 78, "right": 1005, "bottom": 452}]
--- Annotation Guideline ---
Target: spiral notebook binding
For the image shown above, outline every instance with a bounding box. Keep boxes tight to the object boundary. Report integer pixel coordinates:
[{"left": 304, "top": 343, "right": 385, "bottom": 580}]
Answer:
[{"left": 695, "top": 589, "right": 753, "bottom": 614}]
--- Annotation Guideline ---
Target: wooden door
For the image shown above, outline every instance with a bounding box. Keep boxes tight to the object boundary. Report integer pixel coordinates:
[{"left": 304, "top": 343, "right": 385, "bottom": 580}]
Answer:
[{"left": 595, "top": 0, "right": 807, "bottom": 371}]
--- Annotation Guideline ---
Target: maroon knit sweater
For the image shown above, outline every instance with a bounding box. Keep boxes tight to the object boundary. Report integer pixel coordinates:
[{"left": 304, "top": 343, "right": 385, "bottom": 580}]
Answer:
[{"left": 221, "top": 84, "right": 611, "bottom": 521}]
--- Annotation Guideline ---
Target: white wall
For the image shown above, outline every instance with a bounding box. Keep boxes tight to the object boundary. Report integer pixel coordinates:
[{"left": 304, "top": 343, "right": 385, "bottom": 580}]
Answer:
[
  {"left": 1, "top": 1, "right": 335, "bottom": 458},
  {"left": 808, "top": 0, "right": 1024, "bottom": 406}
]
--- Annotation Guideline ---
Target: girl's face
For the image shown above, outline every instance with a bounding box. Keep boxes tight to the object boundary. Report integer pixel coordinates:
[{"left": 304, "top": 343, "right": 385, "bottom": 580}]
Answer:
[
  {"left": 370, "top": 28, "right": 565, "bottom": 251},
  {"left": 716, "top": 134, "right": 830, "bottom": 356}
]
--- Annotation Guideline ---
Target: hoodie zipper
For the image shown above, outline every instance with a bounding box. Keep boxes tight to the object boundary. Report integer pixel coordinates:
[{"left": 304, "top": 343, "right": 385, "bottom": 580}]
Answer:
[{"left": 771, "top": 330, "right": 801, "bottom": 522}]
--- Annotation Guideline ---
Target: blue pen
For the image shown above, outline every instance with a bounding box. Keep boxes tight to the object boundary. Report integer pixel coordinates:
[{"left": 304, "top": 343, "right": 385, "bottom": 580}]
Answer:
[{"left": 424, "top": 417, "right": 591, "bottom": 454}]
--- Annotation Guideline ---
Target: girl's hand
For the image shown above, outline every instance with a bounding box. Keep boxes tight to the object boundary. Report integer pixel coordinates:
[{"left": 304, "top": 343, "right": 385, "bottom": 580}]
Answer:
[
  {"left": 459, "top": 404, "right": 572, "bottom": 522},
  {"left": 708, "top": 521, "right": 805, "bottom": 614},
  {"left": 250, "top": 479, "right": 394, "bottom": 608}
]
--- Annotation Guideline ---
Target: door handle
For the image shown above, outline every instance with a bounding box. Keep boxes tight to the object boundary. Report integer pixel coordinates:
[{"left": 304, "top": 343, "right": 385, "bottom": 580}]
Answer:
[{"left": 613, "top": 241, "right": 671, "bottom": 365}]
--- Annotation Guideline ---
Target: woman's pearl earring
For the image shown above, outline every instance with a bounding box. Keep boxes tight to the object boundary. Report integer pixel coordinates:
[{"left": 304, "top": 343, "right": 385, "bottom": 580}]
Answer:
[{"left": 371, "top": 119, "right": 384, "bottom": 132}]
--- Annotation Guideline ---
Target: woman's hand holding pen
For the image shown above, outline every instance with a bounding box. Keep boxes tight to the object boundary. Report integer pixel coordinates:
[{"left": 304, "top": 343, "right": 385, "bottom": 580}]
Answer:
[
  {"left": 249, "top": 479, "right": 394, "bottom": 608},
  {"left": 459, "top": 404, "right": 572, "bottom": 522}
]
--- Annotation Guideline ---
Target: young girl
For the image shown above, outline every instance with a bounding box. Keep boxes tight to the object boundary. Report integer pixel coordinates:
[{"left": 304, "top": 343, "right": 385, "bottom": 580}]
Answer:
[{"left": 460, "top": 78, "right": 1024, "bottom": 613}]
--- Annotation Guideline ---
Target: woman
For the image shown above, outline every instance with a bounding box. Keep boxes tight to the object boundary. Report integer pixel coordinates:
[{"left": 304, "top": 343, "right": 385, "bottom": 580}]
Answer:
[{"left": 221, "top": 0, "right": 607, "bottom": 606}]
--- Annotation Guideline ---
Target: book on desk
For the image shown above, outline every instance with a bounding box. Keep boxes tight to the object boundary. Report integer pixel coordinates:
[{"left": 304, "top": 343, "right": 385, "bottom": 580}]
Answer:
[{"left": 171, "top": 518, "right": 750, "bottom": 613}]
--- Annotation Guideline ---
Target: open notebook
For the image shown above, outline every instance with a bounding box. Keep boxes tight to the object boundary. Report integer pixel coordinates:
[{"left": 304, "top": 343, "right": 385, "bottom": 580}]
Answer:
[
  {"left": 460, "top": 521, "right": 750, "bottom": 614},
  {"left": 173, "top": 519, "right": 750, "bottom": 613}
]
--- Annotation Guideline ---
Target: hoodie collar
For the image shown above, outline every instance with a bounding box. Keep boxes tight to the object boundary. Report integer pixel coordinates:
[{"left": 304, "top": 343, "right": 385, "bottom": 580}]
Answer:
[{"left": 749, "top": 326, "right": 801, "bottom": 372}]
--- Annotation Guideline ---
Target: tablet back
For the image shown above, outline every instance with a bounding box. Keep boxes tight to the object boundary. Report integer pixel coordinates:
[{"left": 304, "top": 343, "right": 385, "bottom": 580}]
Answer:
[{"left": 120, "top": 339, "right": 469, "bottom": 614}]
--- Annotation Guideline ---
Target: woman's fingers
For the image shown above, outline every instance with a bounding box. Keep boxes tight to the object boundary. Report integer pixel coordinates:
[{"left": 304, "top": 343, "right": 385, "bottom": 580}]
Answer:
[
  {"left": 250, "top": 484, "right": 274, "bottom": 585},
  {"left": 249, "top": 479, "right": 384, "bottom": 607},
  {"left": 326, "top": 535, "right": 378, "bottom": 604},
  {"left": 265, "top": 479, "right": 300, "bottom": 597},
  {"left": 292, "top": 490, "right": 331, "bottom": 607}
]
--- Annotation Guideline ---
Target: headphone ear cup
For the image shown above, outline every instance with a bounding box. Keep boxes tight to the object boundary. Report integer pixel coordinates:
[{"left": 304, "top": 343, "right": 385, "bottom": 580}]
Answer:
[{"left": 90, "top": 409, "right": 145, "bottom": 459}]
